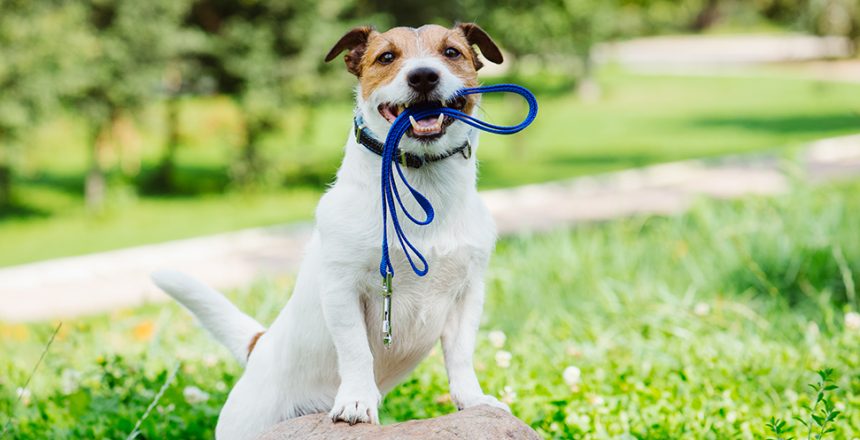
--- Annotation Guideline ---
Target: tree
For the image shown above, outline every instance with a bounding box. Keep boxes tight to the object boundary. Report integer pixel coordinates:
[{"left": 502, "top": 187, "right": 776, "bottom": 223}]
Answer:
[
  {"left": 64, "top": 0, "right": 191, "bottom": 210},
  {"left": 0, "top": 0, "right": 85, "bottom": 210},
  {"left": 484, "top": 0, "right": 619, "bottom": 98},
  {"left": 186, "top": 0, "right": 356, "bottom": 188},
  {"left": 146, "top": 29, "right": 210, "bottom": 194},
  {"left": 805, "top": 0, "right": 859, "bottom": 54}
]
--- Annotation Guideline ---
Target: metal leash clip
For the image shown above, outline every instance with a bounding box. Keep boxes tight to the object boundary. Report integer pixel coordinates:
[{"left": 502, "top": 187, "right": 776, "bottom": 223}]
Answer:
[{"left": 381, "top": 272, "right": 393, "bottom": 348}]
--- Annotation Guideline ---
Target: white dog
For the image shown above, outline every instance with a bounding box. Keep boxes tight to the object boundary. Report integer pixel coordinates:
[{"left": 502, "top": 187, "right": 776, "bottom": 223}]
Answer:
[{"left": 152, "top": 23, "right": 508, "bottom": 440}]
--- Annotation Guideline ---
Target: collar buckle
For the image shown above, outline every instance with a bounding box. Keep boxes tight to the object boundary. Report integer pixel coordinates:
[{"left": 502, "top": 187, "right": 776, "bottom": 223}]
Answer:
[
  {"left": 460, "top": 139, "right": 472, "bottom": 160},
  {"left": 355, "top": 121, "right": 366, "bottom": 140}
]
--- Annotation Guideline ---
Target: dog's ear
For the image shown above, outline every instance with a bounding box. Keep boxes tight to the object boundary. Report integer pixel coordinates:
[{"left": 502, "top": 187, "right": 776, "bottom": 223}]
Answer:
[
  {"left": 455, "top": 23, "right": 503, "bottom": 70},
  {"left": 325, "top": 26, "right": 375, "bottom": 76}
]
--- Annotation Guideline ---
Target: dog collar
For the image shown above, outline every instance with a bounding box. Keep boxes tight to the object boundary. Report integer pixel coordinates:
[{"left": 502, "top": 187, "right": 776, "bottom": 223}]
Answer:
[{"left": 354, "top": 115, "right": 471, "bottom": 169}]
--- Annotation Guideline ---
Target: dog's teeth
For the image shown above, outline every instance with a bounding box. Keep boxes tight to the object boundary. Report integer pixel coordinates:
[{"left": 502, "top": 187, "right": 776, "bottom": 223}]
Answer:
[
  {"left": 409, "top": 115, "right": 419, "bottom": 131},
  {"left": 436, "top": 114, "right": 444, "bottom": 126}
]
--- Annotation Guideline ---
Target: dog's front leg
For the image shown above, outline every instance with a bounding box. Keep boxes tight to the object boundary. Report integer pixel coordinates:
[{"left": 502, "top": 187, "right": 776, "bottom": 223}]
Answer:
[
  {"left": 441, "top": 279, "right": 510, "bottom": 412},
  {"left": 320, "top": 265, "right": 381, "bottom": 425}
]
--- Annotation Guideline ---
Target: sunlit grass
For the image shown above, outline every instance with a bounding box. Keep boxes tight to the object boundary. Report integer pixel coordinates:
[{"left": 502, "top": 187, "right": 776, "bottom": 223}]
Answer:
[{"left": 2, "top": 179, "right": 858, "bottom": 438}]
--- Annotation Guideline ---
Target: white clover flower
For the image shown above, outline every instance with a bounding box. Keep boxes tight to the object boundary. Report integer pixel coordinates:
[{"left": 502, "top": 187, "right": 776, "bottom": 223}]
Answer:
[
  {"left": 694, "top": 302, "right": 711, "bottom": 316},
  {"left": 16, "top": 387, "right": 31, "bottom": 405},
  {"left": 500, "top": 385, "right": 517, "bottom": 405},
  {"left": 183, "top": 385, "right": 210, "bottom": 405},
  {"left": 563, "top": 366, "right": 581, "bottom": 387},
  {"left": 495, "top": 350, "right": 512, "bottom": 368},
  {"left": 215, "top": 381, "right": 228, "bottom": 392},
  {"left": 488, "top": 330, "right": 507, "bottom": 348},
  {"left": 157, "top": 403, "right": 177, "bottom": 415},
  {"left": 726, "top": 411, "right": 737, "bottom": 423},
  {"left": 565, "top": 412, "right": 591, "bottom": 431},
  {"left": 807, "top": 321, "right": 820, "bottom": 338},
  {"left": 845, "top": 311, "right": 860, "bottom": 331},
  {"left": 61, "top": 369, "right": 82, "bottom": 395},
  {"left": 587, "top": 394, "right": 604, "bottom": 406},
  {"left": 203, "top": 354, "right": 219, "bottom": 368}
]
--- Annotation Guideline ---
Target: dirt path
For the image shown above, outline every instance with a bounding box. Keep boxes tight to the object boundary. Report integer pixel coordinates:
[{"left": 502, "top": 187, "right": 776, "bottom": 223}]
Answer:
[{"left": 2, "top": 134, "right": 859, "bottom": 322}]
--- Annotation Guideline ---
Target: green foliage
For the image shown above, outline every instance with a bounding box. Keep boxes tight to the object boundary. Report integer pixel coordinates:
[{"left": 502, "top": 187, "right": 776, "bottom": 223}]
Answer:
[
  {"left": 1, "top": 0, "right": 856, "bottom": 210},
  {"left": 0, "top": 0, "right": 89, "bottom": 206},
  {"left": 2, "top": 71, "right": 860, "bottom": 266},
  {"left": 182, "top": 0, "right": 359, "bottom": 187},
  {"left": 804, "top": 0, "right": 859, "bottom": 49},
  {"left": 767, "top": 416, "right": 795, "bottom": 440},
  {"left": 2, "top": 180, "right": 859, "bottom": 438},
  {"left": 2, "top": 355, "right": 228, "bottom": 438}
]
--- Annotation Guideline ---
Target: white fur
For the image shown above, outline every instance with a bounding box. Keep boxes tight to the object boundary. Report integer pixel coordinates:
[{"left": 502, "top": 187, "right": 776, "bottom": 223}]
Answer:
[
  {"left": 151, "top": 270, "right": 264, "bottom": 366},
  {"left": 152, "top": 52, "right": 506, "bottom": 440}
]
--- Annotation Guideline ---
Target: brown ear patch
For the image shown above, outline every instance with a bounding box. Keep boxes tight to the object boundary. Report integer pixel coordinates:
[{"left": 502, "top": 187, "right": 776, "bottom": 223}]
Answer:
[
  {"left": 456, "top": 23, "right": 503, "bottom": 67},
  {"left": 325, "top": 26, "right": 375, "bottom": 76},
  {"left": 247, "top": 331, "right": 265, "bottom": 359}
]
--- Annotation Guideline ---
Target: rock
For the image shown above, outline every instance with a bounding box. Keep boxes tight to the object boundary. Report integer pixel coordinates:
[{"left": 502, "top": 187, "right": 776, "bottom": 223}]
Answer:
[{"left": 258, "top": 405, "right": 541, "bottom": 440}]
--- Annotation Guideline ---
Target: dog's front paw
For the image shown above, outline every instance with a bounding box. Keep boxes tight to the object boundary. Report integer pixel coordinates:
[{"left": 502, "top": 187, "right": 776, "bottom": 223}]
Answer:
[
  {"left": 453, "top": 393, "right": 511, "bottom": 413},
  {"left": 329, "top": 389, "right": 381, "bottom": 425}
]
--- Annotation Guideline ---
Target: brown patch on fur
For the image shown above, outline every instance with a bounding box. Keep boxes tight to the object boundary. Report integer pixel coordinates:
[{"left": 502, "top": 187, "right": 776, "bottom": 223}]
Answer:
[
  {"left": 325, "top": 23, "right": 503, "bottom": 112},
  {"left": 455, "top": 23, "right": 504, "bottom": 67},
  {"left": 357, "top": 25, "right": 483, "bottom": 101},
  {"left": 247, "top": 331, "right": 265, "bottom": 359},
  {"left": 325, "top": 26, "right": 377, "bottom": 76}
]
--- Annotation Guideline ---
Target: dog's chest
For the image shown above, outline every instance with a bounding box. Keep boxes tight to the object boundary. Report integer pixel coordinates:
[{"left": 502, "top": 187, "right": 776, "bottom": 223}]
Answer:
[
  {"left": 362, "top": 242, "right": 475, "bottom": 331},
  {"left": 360, "top": 244, "right": 477, "bottom": 388}
]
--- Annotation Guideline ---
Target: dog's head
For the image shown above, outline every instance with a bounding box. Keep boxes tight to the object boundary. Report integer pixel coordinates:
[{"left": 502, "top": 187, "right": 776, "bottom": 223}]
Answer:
[{"left": 325, "top": 23, "right": 503, "bottom": 155}]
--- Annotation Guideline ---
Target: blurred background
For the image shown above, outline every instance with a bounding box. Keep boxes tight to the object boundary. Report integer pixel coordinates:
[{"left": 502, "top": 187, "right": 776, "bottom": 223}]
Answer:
[
  {"left": 2, "top": 0, "right": 860, "bottom": 439},
  {"left": 0, "top": 0, "right": 858, "bottom": 265}
]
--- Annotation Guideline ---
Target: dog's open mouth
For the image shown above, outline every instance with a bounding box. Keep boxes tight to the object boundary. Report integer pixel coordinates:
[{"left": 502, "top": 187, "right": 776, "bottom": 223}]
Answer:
[{"left": 377, "top": 96, "right": 467, "bottom": 140}]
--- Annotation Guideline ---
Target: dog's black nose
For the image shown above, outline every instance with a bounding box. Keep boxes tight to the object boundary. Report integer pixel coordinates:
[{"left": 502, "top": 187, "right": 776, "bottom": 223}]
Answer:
[{"left": 407, "top": 68, "right": 440, "bottom": 94}]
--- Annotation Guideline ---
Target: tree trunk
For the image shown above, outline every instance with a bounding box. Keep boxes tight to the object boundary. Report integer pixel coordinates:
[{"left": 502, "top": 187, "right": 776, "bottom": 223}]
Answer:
[
  {"left": 85, "top": 166, "right": 106, "bottom": 212},
  {"left": 0, "top": 162, "right": 12, "bottom": 209},
  {"left": 576, "top": 48, "right": 601, "bottom": 102},
  {"left": 85, "top": 120, "right": 110, "bottom": 212},
  {"left": 152, "top": 97, "right": 181, "bottom": 192},
  {"left": 233, "top": 119, "right": 264, "bottom": 188},
  {"left": 691, "top": 0, "right": 721, "bottom": 31}
]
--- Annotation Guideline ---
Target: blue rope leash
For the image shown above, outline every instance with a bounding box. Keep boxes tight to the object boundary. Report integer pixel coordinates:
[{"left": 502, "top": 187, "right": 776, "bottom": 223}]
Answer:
[
  {"left": 379, "top": 84, "right": 538, "bottom": 278},
  {"left": 376, "top": 83, "right": 537, "bottom": 346}
]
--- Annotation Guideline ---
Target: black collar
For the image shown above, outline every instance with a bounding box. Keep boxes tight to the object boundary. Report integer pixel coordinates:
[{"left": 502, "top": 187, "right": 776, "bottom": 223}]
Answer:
[{"left": 354, "top": 116, "right": 471, "bottom": 169}]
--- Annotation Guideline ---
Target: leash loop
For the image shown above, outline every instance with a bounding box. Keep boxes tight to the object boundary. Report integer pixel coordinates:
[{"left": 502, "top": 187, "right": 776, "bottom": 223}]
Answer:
[
  {"left": 379, "top": 83, "right": 538, "bottom": 279},
  {"left": 376, "top": 84, "right": 537, "bottom": 346}
]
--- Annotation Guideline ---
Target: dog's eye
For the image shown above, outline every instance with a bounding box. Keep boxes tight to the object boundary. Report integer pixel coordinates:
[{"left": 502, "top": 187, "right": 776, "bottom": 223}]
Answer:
[
  {"left": 443, "top": 47, "right": 461, "bottom": 59},
  {"left": 377, "top": 52, "right": 396, "bottom": 65}
]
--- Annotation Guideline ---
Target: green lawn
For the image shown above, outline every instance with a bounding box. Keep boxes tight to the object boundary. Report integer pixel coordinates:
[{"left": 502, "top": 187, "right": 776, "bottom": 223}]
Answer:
[
  {"left": 2, "top": 69, "right": 859, "bottom": 267},
  {"left": 2, "top": 179, "right": 858, "bottom": 439}
]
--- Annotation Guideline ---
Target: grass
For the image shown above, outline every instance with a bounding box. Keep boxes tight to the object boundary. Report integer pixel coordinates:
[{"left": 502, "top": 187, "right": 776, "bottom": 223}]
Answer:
[
  {"left": 1, "top": 178, "right": 859, "bottom": 439},
  {"left": 1, "top": 69, "right": 859, "bottom": 266}
]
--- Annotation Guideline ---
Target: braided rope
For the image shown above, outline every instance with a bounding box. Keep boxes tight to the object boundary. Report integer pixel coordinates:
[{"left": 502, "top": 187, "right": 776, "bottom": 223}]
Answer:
[{"left": 379, "top": 84, "right": 538, "bottom": 279}]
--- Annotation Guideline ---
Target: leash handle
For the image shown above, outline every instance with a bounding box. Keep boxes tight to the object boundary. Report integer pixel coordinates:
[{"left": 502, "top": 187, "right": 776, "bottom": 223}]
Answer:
[
  {"left": 379, "top": 84, "right": 538, "bottom": 279},
  {"left": 376, "top": 84, "right": 537, "bottom": 346}
]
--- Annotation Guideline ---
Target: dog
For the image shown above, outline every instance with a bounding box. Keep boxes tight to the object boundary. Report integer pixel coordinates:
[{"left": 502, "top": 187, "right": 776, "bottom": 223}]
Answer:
[{"left": 152, "top": 22, "right": 507, "bottom": 440}]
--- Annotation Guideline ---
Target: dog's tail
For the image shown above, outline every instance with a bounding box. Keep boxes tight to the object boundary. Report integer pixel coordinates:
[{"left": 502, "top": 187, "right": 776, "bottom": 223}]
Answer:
[{"left": 151, "top": 270, "right": 265, "bottom": 365}]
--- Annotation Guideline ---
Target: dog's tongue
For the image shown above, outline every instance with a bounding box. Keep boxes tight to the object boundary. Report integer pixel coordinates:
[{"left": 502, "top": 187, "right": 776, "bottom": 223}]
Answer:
[
  {"left": 416, "top": 116, "right": 438, "bottom": 127},
  {"left": 409, "top": 114, "right": 444, "bottom": 136}
]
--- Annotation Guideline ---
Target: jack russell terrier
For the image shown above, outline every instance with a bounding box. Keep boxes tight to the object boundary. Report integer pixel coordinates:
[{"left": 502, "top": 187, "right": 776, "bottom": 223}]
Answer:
[{"left": 153, "top": 22, "right": 508, "bottom": 440}]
